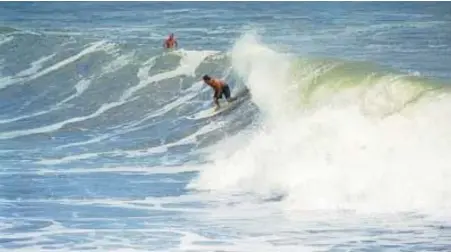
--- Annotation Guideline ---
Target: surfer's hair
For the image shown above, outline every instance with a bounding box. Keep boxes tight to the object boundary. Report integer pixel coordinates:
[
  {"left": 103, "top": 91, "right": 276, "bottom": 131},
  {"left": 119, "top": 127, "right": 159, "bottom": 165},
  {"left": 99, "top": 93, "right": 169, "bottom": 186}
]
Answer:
[{"left": 202, "top": 75, "right": 211, "bottom": 81}]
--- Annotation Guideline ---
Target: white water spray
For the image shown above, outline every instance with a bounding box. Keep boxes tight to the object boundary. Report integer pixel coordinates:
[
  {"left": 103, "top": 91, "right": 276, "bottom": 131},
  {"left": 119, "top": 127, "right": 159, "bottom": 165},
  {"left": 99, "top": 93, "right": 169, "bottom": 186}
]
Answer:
[{"left": 189, "top": 32, "right": 451, "bottom": 215}]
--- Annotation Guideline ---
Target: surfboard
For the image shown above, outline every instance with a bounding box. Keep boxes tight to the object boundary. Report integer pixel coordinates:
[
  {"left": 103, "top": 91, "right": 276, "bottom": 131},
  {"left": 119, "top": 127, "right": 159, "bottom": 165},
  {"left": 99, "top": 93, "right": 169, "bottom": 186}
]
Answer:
[{"left": 189, "top": 88, "right": 250, "bottom": 120}]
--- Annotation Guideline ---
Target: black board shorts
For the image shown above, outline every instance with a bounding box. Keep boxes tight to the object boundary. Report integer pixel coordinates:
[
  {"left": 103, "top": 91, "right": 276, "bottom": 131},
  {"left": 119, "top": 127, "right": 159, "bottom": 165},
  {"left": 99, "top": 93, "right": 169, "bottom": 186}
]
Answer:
[{"left": 217, "top": 85, "right": 231, "bottom": 99}]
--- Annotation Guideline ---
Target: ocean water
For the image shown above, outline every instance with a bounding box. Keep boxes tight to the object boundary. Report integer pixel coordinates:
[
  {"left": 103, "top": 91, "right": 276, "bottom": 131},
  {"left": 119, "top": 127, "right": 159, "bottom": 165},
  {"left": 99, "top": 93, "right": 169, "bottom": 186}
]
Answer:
[{"left": 1, "top": 2, "right": 451, "bottom": 251}]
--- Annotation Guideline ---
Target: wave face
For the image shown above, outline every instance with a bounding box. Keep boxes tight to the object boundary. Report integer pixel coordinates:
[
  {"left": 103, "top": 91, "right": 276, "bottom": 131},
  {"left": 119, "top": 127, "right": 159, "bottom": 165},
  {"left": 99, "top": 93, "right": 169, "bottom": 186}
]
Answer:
[{"left": 1, "top": 2, "right": 451, "bottom": 252}]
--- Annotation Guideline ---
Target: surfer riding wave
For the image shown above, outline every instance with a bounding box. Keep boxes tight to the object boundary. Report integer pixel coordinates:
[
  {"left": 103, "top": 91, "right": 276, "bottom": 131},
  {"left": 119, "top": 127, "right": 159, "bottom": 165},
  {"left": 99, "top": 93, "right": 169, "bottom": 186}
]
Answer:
[{"left": 202, "top": 75, "right": 236, "bottom": 111}]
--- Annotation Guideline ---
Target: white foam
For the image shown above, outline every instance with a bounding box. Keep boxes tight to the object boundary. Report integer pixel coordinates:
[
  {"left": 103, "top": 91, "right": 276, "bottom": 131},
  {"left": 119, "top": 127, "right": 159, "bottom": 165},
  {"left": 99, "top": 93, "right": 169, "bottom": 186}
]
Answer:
[
  {"left": 101, "top": 51, "right": 135, "bottom": 74},
  {"left": 54, "top": 81, "right": 206, "bottom": 151},
  {"left": 0, "top": 53, "right": 54, "bottom": 95},
  {"left": 0, "top": 49, "right": 217, "bottom": 140},
  {"left": 0, "top": 106, "right": 58, "bottom": 124},
  {"left": 2, "top": 165, "right": 199, "bottom": 176},
  {"left": 0, "top": 49, "right": 132, "bottom": 125},
  {"left": 35, "top": 153, "right": 100, "bottom": 165},
  {"left": 50, "top": 50, "right": 217, "bottom": 148},
  {"left": 123, "top": 49, "right": 216, "bottom": 101},
  {"left": 61, "top": 79, "right": 92, "bottom": 103},
  {"left": 54, "top": 133, "right": 111, "bottom": 150},
  {"left": 125, "top": 121, "right": 222, "bottom": 158},
  {"left": 230, "top": 32, "right": 298, "bottom": 122},
  {"left": 0, "top": 41, "right": 109, "bottom": 90},
  {"left": 162, "top": 8, "right": 195, "bottom": 14},
  {"left": 0, "top": 78, "right": 92, "bottom": 125},
  {"left": 16, "top": 54, "right": 56, "bottom": 77},
  {"left": 54, "top": 113, "right": 220, "bottom": 160},
  {"left": 0, "top": 35, "right": 13, "bottom": 46},
  {"left": 189, "top": 32, "right": 451, "bottom": 216},
  {"left": 0, "top": 99, "right": 127, "bottom": 139}
]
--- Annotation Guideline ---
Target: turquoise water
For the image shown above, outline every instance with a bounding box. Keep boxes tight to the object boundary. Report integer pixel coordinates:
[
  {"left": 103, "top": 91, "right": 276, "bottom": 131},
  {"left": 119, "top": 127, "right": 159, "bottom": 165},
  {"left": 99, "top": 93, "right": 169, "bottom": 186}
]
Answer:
[{"left": 1, "top": 2, "right": 451, "bottom": 251}]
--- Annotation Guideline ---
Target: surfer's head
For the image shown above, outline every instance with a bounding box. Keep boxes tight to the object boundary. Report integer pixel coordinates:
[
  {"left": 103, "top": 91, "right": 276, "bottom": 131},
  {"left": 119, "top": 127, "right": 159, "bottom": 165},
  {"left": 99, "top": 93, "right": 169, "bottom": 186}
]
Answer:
[{"left": 202, "top": 75, "right": 211, "bottom": 82}]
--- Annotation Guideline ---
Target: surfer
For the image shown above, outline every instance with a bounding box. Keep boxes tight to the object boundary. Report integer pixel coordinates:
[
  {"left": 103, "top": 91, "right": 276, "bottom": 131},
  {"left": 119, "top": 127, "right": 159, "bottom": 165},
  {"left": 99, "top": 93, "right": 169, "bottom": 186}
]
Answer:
[
  {"left": 163, "top": 33, "right": 178, "bottom": 49},
  {"left": 202, "top": 75, "right": 234, "bottom": 111}
]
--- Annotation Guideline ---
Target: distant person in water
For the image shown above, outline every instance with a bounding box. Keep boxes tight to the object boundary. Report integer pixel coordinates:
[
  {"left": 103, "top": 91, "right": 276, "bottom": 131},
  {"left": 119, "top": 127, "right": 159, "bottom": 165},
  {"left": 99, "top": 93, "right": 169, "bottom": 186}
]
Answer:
[
  {"left": 202, "top": 75, "right": 235, "bottom": 111},
  {"left": 164, "top": 33, "right": 178, "bottom": 49}
]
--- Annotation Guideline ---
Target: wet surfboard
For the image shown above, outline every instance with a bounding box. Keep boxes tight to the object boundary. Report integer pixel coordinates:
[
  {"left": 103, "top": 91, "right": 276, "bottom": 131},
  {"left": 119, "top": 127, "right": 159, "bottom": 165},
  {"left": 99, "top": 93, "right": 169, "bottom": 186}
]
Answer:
[{"left": 188, "top": 88, "right": 250, "bottom": 120}]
